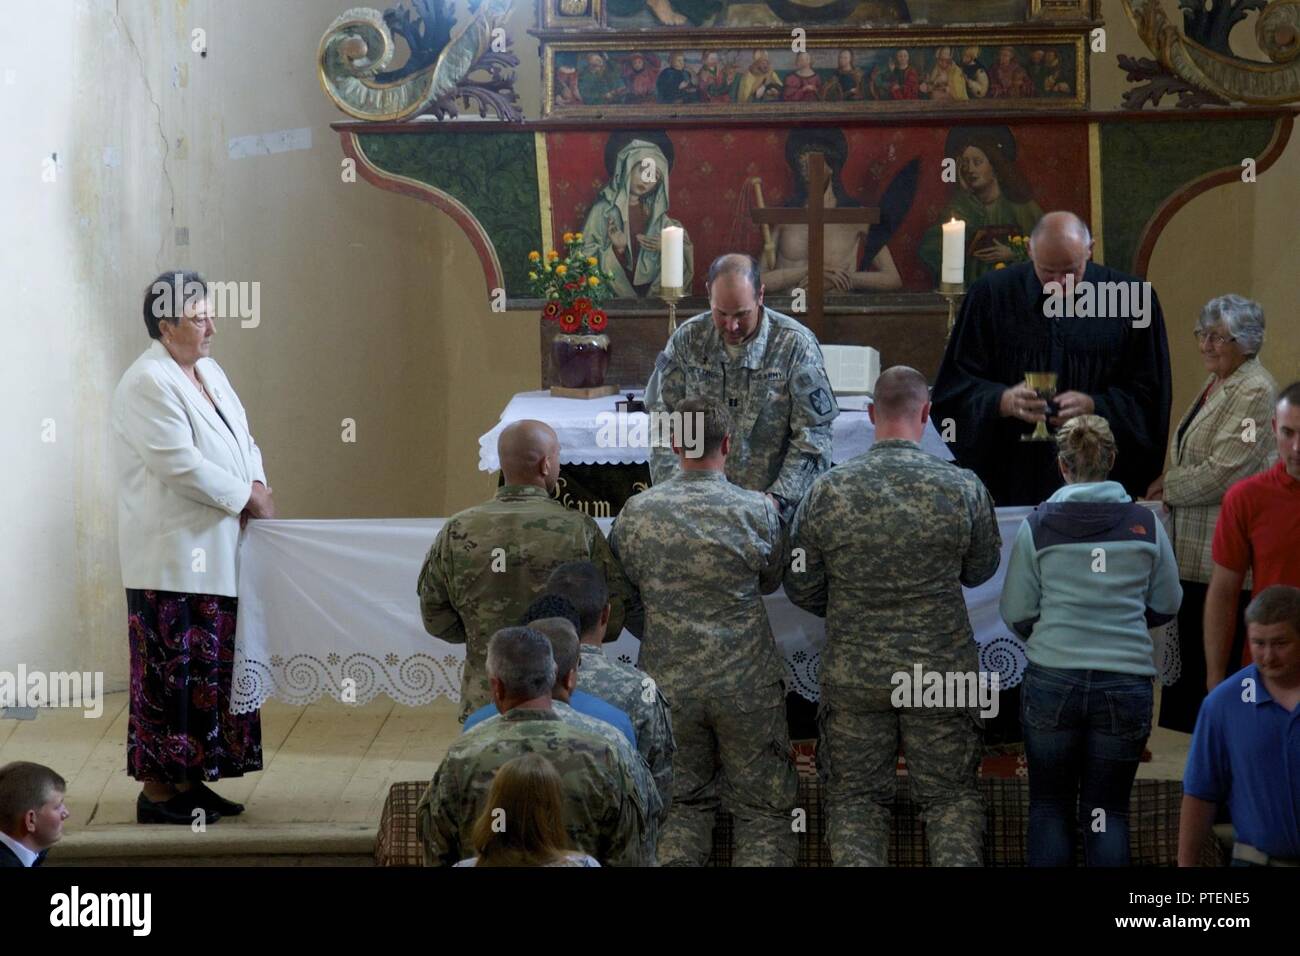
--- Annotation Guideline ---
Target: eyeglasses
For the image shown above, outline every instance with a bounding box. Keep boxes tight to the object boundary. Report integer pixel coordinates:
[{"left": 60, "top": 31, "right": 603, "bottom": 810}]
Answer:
[{"left": 1194, "top": 329, "right": 1235, "bottom": 348}]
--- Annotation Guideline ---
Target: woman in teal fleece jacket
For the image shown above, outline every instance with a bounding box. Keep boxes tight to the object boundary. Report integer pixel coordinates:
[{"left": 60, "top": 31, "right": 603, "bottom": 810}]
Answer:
[{"left": 1000, "top": 415, "right": 1182, "bottom": 866}]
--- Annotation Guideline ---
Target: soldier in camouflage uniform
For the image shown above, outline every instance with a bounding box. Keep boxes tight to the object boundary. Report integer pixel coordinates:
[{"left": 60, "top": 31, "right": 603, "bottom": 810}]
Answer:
[
  {"left": 644, "top": 253, "right": 838, "bottom": 521},
  {"left": 545, "top": 560, "right": 676, "bottom": 819},
  {"left": 417, "top": 419, "right": 637, "bottom": 720},
  {"left": 417, "top": 626, "right": 646, "bottom": 866},
  {"left": 785, "top": 367, "right": 1002, "bottom": 867},
  {"left": 609, "top": 396, "right": 798, "bottom": 866},
  {"left": 476, "top": 616, "right": 665, "bottom": 862}
]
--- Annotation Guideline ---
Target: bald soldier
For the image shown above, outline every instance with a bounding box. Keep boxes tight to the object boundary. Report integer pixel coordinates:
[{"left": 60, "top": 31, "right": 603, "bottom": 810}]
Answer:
[
  {"left": 417, "top": 627, "right": 646, "bottom": 866},
  {"left": 644, "top": 253, "right": 838, "bottom": 520},
  {"left": 931, "top": 211, "right": 1172, "bottom": 508},
  {"left": 417, "top": 420, "right": 638, "bottom": 720}
]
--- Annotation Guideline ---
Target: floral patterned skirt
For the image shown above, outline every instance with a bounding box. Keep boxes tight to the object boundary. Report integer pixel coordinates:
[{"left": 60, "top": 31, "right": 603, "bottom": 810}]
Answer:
[{"left": 126, "top": 589, "right": 263, "bottom": 782}]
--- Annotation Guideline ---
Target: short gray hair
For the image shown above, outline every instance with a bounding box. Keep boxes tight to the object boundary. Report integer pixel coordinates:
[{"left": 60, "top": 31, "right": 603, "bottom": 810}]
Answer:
[
  {"left": 485, "top": 627, "right": 556, "bottom": 699},
  {"left": 526, "top": 617, "right": 580, "bottom": 679},
  {"left": 1198, "top": 294, "right": 1265, "bottom": 357}
]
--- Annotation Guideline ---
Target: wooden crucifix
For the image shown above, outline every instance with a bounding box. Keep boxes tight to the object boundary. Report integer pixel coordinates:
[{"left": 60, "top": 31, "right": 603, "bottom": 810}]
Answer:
[{"left": 749, "top": 151, "right": 880, "bottom": 341}]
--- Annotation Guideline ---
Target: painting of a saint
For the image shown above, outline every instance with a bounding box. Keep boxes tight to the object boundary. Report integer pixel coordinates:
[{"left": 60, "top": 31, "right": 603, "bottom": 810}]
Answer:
[
  {"left": 656, "top": 52, "right": 699, "bottom": 103},
  {"left": 782, "top": 52, "right": 822, "bottom": 101},
  {"left": 696, "top": 51, "right": 734, "bottom": 102},
  {"left": 870, "top": 48, "right": 920, "bottom": 100},
  {"left": 989, "top": 46, "right": 1033, "bottom": 98},
  {"left": 821, "top": 49, "right": 866, "bottom": 101},
  {"left": 621, "top": 53, "right": 662, "bottom": 103},
  {"left": 578, "top": 52, "right": 624, "bottom": 105},
  {"left": 959, "top": 46, "right": 990, "bottom": 99},
  {"left": 921, "top": 46, "right": 967, "bottom": 100},
  {"left": 736, "top": 50, "right": 784, "bottom": 102},
  {"left": 760, "top": 128, "right": 917, "bottom": 294},
  {"left": 919, "top": 126, "right": 1044, "bottom": 283},
  {"left": 580, "top": 133, "right": 695, "bottom": 298}
]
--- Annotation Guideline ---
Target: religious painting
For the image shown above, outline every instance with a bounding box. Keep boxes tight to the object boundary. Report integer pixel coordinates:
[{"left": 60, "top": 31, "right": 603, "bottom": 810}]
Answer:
[
  {"left": 538, "top": 0, "right": 1055, "bottom": 29},
  {"left": 539, "top": 0, "right": 603, "bottom": 29},
  {"left": 542, "top": 37, "right": 1085, "bottom": 115},
  {"left": 541, "top": 122, "right": 1091, "bottom": 301}
]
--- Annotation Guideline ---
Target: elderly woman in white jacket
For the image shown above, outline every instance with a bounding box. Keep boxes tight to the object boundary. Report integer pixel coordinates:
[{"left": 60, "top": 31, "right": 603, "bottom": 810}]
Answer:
[{"left": 112, "top": 272, "right": 275, "bottom": 825}]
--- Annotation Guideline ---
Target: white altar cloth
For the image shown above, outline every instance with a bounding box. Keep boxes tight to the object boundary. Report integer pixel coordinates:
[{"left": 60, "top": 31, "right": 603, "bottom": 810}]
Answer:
[
  {"left": 231, "top": 510, "right": 1178, "bottom": 713},
  {"left": 477, "top": 390, "right": 953, "bottom": 473}
]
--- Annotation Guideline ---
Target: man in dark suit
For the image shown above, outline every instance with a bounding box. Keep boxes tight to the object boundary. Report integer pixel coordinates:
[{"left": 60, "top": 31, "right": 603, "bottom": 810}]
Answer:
[{"left": 0, "top": 762, "right": 69, "bottom": 867}]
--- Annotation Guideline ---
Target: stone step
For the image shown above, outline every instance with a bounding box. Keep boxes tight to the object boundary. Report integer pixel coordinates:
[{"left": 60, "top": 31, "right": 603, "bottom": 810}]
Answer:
[{"left": 46, "top": 823, "right": 376, "bottom": 865}]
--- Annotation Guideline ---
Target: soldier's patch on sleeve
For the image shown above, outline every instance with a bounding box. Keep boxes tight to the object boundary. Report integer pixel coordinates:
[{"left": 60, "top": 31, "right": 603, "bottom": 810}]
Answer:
[
  {"left": 793, "top": 366, "right": 837, "bottom": 424},
  {"left": 654, "top": 350, "right": 674, "bottom": 374}
]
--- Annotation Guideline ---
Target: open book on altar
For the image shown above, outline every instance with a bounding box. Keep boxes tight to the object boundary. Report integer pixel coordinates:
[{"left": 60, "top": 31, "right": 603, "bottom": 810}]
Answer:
[{"left": 820, "top": 345, "right": 880, "bottom": 396}]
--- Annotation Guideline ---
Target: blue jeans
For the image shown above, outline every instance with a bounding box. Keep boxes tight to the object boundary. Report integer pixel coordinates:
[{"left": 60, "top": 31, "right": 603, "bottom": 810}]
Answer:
[{"left": 1020, "top": 665, "right": 1153, "bottom": 867}]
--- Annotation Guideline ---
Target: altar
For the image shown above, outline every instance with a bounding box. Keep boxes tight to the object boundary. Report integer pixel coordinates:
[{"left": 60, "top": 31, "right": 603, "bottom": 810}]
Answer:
[
  {"left": 477, "top": 388, "right": 953, "bottom": 515},
  {"left": 229, "top": 510, "right": 1180, "bottom": 716}
]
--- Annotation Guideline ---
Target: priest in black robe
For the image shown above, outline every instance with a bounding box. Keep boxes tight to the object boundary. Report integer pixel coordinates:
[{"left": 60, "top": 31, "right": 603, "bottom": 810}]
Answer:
[{"left": 931, "top": 211, "right": 1172, "bottom": 507}]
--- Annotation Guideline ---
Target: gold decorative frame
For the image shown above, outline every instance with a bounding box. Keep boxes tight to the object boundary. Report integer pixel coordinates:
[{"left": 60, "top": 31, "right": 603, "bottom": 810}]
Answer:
[
  {"left": 1030, "top": 0, "right": 1096, "bottom": 20},
  {"left": 542, "top": 32, "right": 1087, "bottom": 117},
  {"left": 539, "top": 0, "right": 604, "bottom": 30}
]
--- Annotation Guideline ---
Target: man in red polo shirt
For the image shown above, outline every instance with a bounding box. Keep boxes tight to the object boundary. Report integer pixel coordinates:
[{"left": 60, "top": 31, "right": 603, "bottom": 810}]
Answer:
[{"left": 1205, "top": 382, "right": 1300, "bottom": 691}]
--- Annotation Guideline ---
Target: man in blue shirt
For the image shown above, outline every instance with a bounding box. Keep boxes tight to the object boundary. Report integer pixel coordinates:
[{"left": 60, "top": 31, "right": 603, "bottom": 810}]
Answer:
[
  {"left": 462, "top": 595, "right": 637, "bottom": 748},
  {"left": 1179, "top": 585, "right": 1300, "bottom": 866}
]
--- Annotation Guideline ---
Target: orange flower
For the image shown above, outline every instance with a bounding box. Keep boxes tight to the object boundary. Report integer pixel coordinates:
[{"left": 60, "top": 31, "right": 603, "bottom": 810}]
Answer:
[
  {"left": 994, "top": 262, "right": 1006, "bottom": 270},
  {"left": 556, "top": 264, "right": 568, "bottom": 276},
  {"left": 547, "top": 250, "right": 559, "bottom": 261},
  {"left": 528, "top": 250, "right": 540, "bottom": 262},
  {"left": 559, "top": 309, "right": 581, "bottom": 333},
  {"left": 587, "top": 309, "right": 608, "bottom": 332},
  {"left": 562, "top": 232, "right": 574, "bottom": 243}
]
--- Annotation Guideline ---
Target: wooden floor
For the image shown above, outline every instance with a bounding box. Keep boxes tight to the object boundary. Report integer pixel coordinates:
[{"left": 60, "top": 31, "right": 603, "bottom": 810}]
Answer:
[{"left": 1, "top": 687, "right": 1192, "bottom": 861}]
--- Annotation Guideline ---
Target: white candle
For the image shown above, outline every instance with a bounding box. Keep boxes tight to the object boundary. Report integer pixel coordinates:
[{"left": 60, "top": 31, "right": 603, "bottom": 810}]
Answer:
[
  {"left": 660, "top": 226, "right": 684, "bottom": 289},
  {"left": 941, "top": 218, "right": 965, "bottom": 285}
]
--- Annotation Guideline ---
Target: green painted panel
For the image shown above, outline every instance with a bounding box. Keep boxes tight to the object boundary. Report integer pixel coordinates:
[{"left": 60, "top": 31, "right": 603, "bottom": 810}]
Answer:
[
  {"left": 1100, "top": 119, "right": 1277, "bottom": 274},
  {"left": 358, "top": 132, "right": 541, "bottom": 296}
]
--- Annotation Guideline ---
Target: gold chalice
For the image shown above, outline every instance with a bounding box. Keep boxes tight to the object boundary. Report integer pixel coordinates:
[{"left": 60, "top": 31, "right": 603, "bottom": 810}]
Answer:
[{"left": 1020, "top": 371, "right": 1058, "bottom": 442}]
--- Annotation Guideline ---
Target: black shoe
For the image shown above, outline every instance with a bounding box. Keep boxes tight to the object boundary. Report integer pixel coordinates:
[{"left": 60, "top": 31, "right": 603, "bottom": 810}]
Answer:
[
  {"left": 189, "top": 781, "right": 245, "bottom": 817},
  {"left": 136, "top": 791, "right": 222, "bottom": 825}
]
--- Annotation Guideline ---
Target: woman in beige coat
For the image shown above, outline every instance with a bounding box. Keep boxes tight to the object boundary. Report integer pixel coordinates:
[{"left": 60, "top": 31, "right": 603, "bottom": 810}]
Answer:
[{"left": 1146, "top": 294, "right": 1276, "bottom": 731}]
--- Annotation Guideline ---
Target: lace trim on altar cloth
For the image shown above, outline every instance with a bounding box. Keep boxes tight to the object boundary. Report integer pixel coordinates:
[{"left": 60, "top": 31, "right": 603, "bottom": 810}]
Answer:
[
  {"left": 232, "top": 625, "right": 1180, "bottom": 714},
  {"left": 231, "top": 653, "right": 465, "bottom": 714}
]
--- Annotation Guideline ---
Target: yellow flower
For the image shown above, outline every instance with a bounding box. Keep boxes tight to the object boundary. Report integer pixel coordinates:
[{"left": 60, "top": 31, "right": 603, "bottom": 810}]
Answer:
[
  {"left": 994, "top": 262, "right": 1006, "bottom": 270},
  {"left": 528, "top": 271, "right": 538, "bottom": 280},
  {"left": 586, "top": 257, "right": 598, "bottom": 266},
  {"left": 528, "top": 250, "right": 540, "bottom": 262},
  {"left": 588, "top": 276, "right": 600, "bottom": 287},
  {"left": 547, "top": 250, "right": 559, "bottom": 260},
  {"left": 574, "top": 232, "right": 584, "bottom": 242},
  {"left": 562, "top": 232, "right": 574, "bottom": 243},
  {"left": 556, "top": 264, "right": 568, "bottom": 275}
]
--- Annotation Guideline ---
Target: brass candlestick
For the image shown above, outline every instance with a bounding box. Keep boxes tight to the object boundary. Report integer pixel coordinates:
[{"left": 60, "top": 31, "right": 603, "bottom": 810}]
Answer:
[
  {"left": 938, "top": 280, "right": 966, "bottom": 339},
  {"left": 660, "top": 285, "right": 684, "bottom": 339}
]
